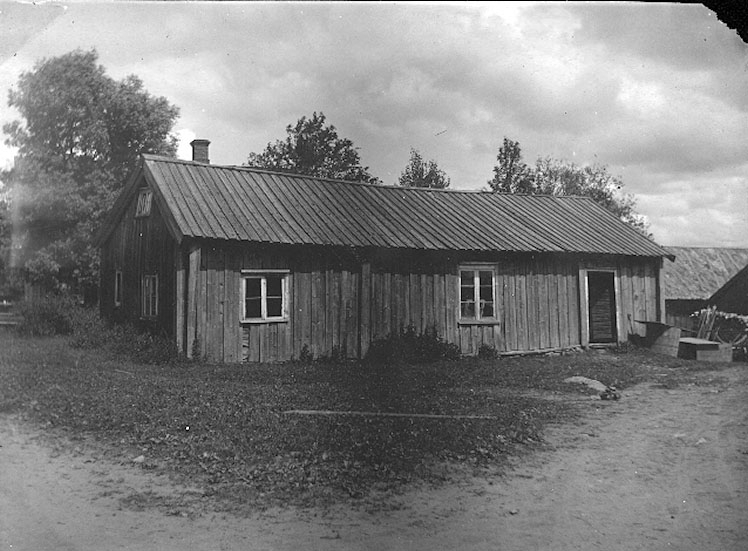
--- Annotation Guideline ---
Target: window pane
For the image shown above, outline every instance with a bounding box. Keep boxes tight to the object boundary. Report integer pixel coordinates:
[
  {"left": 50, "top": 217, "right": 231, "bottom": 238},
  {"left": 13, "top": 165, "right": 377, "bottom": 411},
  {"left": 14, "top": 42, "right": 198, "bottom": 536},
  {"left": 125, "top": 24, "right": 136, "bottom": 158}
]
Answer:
[
  {"left": 461, "top": 301, "right": 475, "bottom": 318},
  {"left": 150, "top": 290, "right": 158, "bottom": 316},
  {"left": 460, "top": 271, "right": 473, "bottom": 285},
  {"left": 481, "top": 302, "right": 494, "bottom": 318},
  {"left": 479, "top": 284, "right": 493, "bottom": 301},
  {"left": 479, "top": 271, "right": 493, "bottom": 286},
  {"left": 142, "top": 275, "right": 157, "bottom": 317},
  {"left": 245, "top": 298, "right": 262, "bottom": 319},
  {"left": 245, "top": 277, "right": 261, "bottom": 299},
  {"left": 115, "top": 272, "right": 122, "bottom": 304},
  {"left": 267, "top": 297, "right": 282, "bottom": 317},
  {"left": 266, "top": 275, "right": 283, "bottom": 298},
  {"left": 460, "top": 285, "right": 474, "bottom": 302},
  {"left": 135, "top": 190, "right": 152, "bottom": 217}
]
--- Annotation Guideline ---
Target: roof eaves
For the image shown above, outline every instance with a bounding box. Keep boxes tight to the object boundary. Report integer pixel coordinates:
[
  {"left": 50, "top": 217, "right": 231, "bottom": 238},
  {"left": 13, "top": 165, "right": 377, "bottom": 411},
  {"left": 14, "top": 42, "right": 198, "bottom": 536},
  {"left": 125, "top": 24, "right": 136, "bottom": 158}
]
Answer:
[{"left": 142, "top": 164, "right": 185, "bottom": 243}]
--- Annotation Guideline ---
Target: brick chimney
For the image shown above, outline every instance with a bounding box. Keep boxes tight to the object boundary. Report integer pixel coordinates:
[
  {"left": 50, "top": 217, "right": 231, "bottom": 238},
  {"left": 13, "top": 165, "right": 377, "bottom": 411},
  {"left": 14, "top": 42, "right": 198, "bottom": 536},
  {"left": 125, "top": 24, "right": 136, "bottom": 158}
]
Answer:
[{"left": 190, "top": 139, "right": 210, "bottom": 164}]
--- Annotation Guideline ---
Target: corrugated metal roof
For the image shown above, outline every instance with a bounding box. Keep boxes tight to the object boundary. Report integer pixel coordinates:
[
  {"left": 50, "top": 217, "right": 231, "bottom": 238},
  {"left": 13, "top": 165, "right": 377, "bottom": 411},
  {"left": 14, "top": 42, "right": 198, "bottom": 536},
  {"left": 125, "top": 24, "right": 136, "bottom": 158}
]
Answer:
[
  {"left": 662, "top": 246, "right": 748, "bottom": 300},
  {"left": 131, "top": 155, "right": 671, "bottom": 257}
]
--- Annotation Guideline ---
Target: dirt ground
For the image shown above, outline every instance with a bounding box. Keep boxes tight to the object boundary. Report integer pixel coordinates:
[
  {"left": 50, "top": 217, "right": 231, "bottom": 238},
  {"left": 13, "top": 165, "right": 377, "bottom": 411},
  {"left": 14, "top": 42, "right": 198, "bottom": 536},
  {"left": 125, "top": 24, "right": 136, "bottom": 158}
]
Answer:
[{"left": 2, "top": 364, "right": 747, "bottom": 551}]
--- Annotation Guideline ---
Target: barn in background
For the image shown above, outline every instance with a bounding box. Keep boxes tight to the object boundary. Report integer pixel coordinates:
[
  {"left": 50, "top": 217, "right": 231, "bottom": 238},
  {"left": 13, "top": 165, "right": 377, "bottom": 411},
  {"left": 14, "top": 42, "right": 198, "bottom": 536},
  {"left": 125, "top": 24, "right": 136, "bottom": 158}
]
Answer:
[
  {"left": 661, "top": 246, "right": 748, "bottom": 331},
  {"left": 96, "top": 141, "right": 673, "bottom": 363},
  {"left": 709, "top": 263, "right": 748, "bottom": 316}
]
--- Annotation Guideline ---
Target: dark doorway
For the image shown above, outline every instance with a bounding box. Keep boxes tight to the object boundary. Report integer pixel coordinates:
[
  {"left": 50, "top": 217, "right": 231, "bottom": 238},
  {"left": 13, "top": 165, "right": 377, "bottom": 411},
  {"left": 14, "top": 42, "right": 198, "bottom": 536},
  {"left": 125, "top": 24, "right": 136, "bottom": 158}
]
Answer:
[{"left": 588, "top": 271, "right": 617, "bottom": 344}]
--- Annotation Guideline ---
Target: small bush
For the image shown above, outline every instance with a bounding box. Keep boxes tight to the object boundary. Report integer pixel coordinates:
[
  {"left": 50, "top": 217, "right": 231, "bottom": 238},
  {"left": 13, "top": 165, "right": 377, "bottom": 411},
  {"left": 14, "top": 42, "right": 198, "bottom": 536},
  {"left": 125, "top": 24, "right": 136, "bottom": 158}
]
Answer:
[
  {"left": 365, "top": 326, "right": 461, "bottom": 365},
  {"left": 315, "top": 345, "right": 347, "bottom": 365},
  {"left": 293, "top": 344, "right": 348, "bottom": 365},
  {"left": 16, "top": 295, "right": 77, "bottom": 336},
  {"left": 297, "top": 344, "right": 314, "bottom": 364},
  {"left": 65, "top": 307, "right": 181, "bottom": 365},
  {"left": 477, "top": 344, "right": 499, "bottom": 360},
  {"left": 68, "top": 307, "right": 112, "bottom": 349},
  {"left": 107, "top": 323, "right": 181, "bottom": 365}
]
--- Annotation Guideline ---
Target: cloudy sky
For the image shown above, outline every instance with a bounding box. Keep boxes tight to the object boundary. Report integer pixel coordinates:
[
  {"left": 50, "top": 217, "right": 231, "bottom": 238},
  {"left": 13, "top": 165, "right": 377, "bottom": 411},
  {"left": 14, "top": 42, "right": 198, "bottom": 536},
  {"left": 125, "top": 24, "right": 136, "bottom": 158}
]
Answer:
[{"left": 1, "top": 1, "right": 747, "bottom": 247}]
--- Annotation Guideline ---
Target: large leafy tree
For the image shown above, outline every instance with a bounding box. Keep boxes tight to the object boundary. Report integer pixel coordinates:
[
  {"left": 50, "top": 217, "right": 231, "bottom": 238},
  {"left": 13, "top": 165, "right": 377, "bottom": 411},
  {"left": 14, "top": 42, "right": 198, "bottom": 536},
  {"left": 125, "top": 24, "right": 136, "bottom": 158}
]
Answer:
[
  {"left": 488, "top": 137, "right": 650, "bottom": 236},
  {"left": 2, "top": 49, "right": 180, "bottom": 296},
  {"left": 398, "top": 148, "right": 450, "bottom": 189},
  {"left": 246, "top": 112, "right": 380, "bottom": 184}
]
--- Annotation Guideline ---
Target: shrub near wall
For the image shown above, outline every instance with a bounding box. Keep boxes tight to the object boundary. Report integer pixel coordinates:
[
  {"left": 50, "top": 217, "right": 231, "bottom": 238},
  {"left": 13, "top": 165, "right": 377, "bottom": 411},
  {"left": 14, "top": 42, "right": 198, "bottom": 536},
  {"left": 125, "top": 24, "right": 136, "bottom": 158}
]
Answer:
[
  {"left": 364, "top": 326, "right": 461, "bottom": 365},
  {"left": 15, "top": 295, "right": 180, "bottom": 365}
]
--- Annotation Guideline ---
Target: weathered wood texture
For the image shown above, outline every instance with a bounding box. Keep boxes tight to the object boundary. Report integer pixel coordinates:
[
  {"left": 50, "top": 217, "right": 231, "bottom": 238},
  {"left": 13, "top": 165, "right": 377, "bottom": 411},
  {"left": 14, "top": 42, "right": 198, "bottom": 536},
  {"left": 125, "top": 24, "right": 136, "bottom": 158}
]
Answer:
[
  {"left": 103, "top": 217, "right": 663, "bottom": 363},
  {"left": 664, "top": 299, "right": 704, "bottom": 333},
  {"left": 100, "top": 184, "right": 177, "bottom": 336},
  {"left": 185, "top": 244, "right": 361, "bottom": 362},
  {"left": 615, "top": 257, "right": 661, "bottom": 338}
]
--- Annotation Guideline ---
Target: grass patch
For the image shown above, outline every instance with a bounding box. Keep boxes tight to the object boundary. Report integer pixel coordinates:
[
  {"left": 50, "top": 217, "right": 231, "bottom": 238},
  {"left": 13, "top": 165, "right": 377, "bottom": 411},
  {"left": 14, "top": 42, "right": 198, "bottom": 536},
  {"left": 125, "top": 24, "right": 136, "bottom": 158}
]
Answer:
[{"left": 0, "top": 332, "right": 723, "bottom": 512}]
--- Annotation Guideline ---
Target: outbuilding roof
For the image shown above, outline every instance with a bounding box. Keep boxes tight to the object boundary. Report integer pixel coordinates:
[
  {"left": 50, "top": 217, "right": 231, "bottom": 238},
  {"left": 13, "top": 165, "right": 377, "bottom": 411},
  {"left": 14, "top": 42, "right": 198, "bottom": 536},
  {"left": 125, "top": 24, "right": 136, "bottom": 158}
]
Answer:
[
  {"left": 98, "top": 155, "right": 672, "bottom": 258},
  {"left": 662, "top": 246, "right": 748, "bottom": 300}
]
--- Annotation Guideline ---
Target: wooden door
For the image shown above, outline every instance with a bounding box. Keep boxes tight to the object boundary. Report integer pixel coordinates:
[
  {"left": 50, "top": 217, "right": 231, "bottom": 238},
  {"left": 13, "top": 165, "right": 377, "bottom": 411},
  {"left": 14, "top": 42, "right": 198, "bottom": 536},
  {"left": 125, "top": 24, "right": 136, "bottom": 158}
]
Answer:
[{"left": 588, "top": 271, "right": 617, "bottom": 343}]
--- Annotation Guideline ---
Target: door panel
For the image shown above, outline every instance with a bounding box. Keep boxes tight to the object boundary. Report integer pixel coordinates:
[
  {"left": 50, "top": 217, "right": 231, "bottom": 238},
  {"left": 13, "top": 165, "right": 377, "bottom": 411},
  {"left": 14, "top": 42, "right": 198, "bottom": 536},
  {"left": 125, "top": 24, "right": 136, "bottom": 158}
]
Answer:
[{"left": 588, "top": 271, "right": 617, "bottom": 343}]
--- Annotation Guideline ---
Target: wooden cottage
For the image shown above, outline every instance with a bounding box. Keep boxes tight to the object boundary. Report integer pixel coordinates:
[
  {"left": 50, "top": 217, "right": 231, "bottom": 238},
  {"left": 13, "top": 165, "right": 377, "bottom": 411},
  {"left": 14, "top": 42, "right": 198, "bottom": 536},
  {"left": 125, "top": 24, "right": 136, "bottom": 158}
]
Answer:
[{"left": 97, "top": 142, "right": 673, "bottom": 362}]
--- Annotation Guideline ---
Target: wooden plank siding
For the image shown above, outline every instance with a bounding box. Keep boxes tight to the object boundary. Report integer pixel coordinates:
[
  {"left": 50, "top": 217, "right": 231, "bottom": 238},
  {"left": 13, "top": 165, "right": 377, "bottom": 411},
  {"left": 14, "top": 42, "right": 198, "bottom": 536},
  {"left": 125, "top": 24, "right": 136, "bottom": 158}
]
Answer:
[
  {"left": 104, "top": 205, "right": 664, "bottom": 362},
  {"left": 99, "top": 185, "right": 178, "bottom": 338}
]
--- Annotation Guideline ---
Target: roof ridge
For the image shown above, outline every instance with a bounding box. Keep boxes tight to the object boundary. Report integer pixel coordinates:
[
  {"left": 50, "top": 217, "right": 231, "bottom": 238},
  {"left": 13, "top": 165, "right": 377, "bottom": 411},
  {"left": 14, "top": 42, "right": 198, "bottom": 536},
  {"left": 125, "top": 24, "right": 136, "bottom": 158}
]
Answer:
[
  {"left": 109, "top": 155, "right": 672, "bottom": 258},
  {"left": 142, "top": 154, "right": 597, "bottom": 200}
]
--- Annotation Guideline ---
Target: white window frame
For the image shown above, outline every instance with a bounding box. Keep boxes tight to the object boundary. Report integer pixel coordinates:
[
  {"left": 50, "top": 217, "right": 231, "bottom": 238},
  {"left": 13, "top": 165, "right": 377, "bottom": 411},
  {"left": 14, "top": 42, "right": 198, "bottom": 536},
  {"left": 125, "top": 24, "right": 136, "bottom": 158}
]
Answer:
[
  {"left": 458, "top": 263, "right": 498, "bottom": 323},
  {"left": 241, "top": 270, "right": 290, "bottom": 323},
  {"left": 135, "top": 189, "right": 153, "bottom": 217},
  {"left": 114, "top": 270, "right": 122, "bottom": 307},
  {"left": 141, "top": 274, "right": 158, "bottom": 318}
]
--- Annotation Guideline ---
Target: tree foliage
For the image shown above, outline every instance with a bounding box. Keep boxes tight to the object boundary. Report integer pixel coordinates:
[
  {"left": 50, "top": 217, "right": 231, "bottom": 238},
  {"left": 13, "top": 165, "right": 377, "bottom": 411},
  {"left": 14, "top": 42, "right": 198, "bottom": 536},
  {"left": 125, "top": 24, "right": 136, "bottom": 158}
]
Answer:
[
  {"left": 488, "top": 137, "right": 650, "bottom": 236},
  {"left": 1, "top": 49, "right": 180, "bottom": 295},
  {"left": 486, "top": 138, "right": 533, "bottom": 194},
  {"left": 0, "top": 190, "right": 15, "bottom": 296},
  {"left": 398, "top": 148, "right": 451, "bottom": 189},
  {"left": 246, "top": 112, "right": 380, "bottom": 184}
]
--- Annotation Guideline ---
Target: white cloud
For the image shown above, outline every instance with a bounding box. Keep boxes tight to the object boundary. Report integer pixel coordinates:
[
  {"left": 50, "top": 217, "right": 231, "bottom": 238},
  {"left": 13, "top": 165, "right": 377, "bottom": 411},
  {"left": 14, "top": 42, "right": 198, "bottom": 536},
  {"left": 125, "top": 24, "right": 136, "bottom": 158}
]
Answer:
[
  {"left": 175, "top": 129, "right": 196, "bottom": 161},
  {"left": 0, "top": 2, "right": 746, "bottom": 247}
]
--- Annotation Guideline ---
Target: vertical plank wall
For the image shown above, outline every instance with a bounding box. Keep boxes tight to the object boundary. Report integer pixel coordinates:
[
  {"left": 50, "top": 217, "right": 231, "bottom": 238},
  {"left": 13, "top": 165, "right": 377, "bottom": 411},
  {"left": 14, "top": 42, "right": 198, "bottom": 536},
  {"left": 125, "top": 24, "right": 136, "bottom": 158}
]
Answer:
[
  {"left": 189, "top": 244, "right": 361, "bottom": 363},
  {"left": 366, "top": 253, "right": 661, "bottom": 356},
  {"left": 366, "top": 252, "right": 583, "bottom": 356},
  {"left": 456, "top": 254, "right": 581, "bottom": 355},
  {"left": 615, "top": 256, "right": 662, "bottom": 337},
  {"left": 185, "top": 243, "right": 663, "bottom": 362},
  {"left": 100, "top": 185, "right": 177, "bottom": 336}
]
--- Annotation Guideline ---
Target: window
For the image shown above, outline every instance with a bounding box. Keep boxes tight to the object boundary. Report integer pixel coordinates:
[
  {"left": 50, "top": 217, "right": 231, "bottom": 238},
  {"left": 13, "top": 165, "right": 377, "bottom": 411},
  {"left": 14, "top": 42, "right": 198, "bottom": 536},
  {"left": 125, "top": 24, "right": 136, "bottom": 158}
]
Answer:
[
  {"left": 141, "top": 274, "right": 158, "bottom": 318},
  {"left": 242, "top": 271, "right": 289, "bottom": 322},
  {"left": 459, "top": 266, "right": 496, "bottom": 321},
  {"left": 114, "top": 270, "right": 122, "bottom": 307},
  {"left": 135, "top": 189, "right": 152, "bottom": 217}
]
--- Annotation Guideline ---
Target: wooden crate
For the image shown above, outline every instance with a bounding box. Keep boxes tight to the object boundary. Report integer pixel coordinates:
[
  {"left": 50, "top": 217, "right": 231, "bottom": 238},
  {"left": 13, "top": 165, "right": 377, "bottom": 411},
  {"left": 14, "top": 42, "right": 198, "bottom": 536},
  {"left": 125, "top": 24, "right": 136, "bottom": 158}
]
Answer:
[
  {"left": 678, "top": 337, "right": 732, "bottom": 362},
  {"left": 696, "top": 344, "right": 733, "bottom": 363}
]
